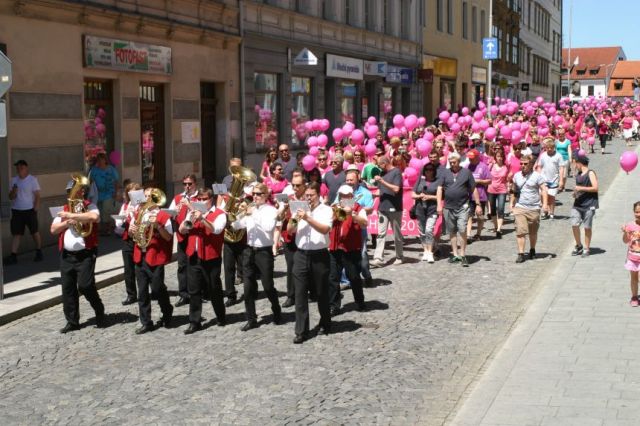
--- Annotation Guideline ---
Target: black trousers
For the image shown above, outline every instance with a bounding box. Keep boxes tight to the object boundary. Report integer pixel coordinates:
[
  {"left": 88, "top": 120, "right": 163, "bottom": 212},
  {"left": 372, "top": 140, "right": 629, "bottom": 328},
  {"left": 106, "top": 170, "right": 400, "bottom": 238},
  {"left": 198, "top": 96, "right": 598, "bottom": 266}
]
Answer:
[
  {"left": 60, "top": 248, "right": 104, "bottom": 326},
  {"left": 329, "top": 249, "right": 365, "bottom": 309},
  {"left": 176, "top": 239, "right": 189, "bottom": 299},
  {"left": 283, "top": 240, "right": 297, "bottom": 299},
  {"left": 223, "top": 241, "right": 247, "bottom": 299},
  {"left": 187, "top": 255, "right": 225, "bottom": 324},
  {"left": 121, "top": 239, "right": 137, "bottom": 299},
  {"left": 242, "top": 246, "right": 280, "bottom": 322},
  {"left": 293, "top": 248, "right": 330, "bottom": 336},
  {"left": 135, "top": 260, "right": 172, "bottom": 326}
]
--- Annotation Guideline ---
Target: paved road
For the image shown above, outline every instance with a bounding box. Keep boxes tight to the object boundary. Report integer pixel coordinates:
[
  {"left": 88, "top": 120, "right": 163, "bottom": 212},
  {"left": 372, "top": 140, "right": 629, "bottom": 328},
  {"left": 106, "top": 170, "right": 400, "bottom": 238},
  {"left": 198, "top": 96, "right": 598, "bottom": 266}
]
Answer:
[{"left": 0, "top": 140, "right": 629, "bottom": 425}]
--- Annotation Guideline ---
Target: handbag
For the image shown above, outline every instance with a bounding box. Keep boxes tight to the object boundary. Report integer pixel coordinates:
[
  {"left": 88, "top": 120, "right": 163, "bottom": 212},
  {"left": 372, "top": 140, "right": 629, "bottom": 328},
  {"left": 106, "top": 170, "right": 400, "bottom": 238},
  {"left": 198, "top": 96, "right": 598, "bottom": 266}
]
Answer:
[{"left": 409, "top": 202, "right": 417, "bottom": 220}]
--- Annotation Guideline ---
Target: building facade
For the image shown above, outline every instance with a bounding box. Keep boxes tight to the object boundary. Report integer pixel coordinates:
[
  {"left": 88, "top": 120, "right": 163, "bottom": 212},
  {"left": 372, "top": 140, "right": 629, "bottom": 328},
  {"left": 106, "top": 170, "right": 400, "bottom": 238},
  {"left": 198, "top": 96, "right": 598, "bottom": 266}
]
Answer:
[
  {"left": 0, "top": 0, "right": 241, "bottom": 252},
  {"left": 421, "top": 0, "right": 490, "bottom": 118},
  {"left": 515, "top": 0, "right": 563, "bottom": 102},
  {"left": 561, "top": 46, "right": 626, "bottom": 101},
  {"left": 608, "top": 61, "right": 640, "bottom": 101},
  {"left": 242, "top": 0, "right": 422, "bottom": 170},
  {"left": 490, "top": 0, "right": 520, "bottom": 101}
]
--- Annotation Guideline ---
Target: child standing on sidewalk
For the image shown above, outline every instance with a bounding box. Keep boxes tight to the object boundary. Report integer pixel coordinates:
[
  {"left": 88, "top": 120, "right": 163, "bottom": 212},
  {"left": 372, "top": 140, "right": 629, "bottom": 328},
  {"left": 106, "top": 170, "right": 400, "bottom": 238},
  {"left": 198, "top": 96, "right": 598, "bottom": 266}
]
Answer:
[{"left": 622, "top": 201, "right": 640, "bottom": 306}]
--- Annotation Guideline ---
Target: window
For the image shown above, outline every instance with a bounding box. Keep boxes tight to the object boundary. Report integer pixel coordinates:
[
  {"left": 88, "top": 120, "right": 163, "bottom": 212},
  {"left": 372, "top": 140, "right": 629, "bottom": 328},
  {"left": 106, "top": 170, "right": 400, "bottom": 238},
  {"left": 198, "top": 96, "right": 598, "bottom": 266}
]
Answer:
[
  {"left": 291, "top": 77, "right": 312, "bottom": 146},
  {"left": 512, "top": 35, "right": 519, "bottom": 65},
  {"left": 462, "top": 2, "right": 468, "bottom": 40},
  {"left": 447, "top": 0, "right": 453, "bottom": 34},
  {"left": 83, "top": 80, "right": 113, "bottom": 172},
  {"left": 588, "top": 85, "right": 594, "bottom": 96},
  {"left": 254, "top": 72, "right": 279, "bottom": 149},
  {"left": 576, "top": 69, "right": 586, "bottom": 75},
  {"left": 379, "top": 86, "right": 394, "bottom": 125},
  {"left": 365, "top": 0, "right": 374, "bottom": 30},
  {"left": 589, "top": 68, "right": 599, "bottom": 76},
  {"left": 440, "top": 80, "right": 455, "bottom": 111},
  {"left": 480, "top": 10, "right": 486, "bottom": 39},
  {"left": 383, "top": 0, "right": 390, "bottom": 35},
  {"left": 344, "top": 0, "right": 351, "bottom": 25},
  {"left": 437, "top": 0, "right": 443, "bottom": 32},
  {"left": 614, "top": 82, "right": 623, "bottom": 90},
  {"left": 472, "top": 6, "right": 477, "bottom": 42},
  {"left": 340, "top": 82, "right": 357, "bottom": 125}
]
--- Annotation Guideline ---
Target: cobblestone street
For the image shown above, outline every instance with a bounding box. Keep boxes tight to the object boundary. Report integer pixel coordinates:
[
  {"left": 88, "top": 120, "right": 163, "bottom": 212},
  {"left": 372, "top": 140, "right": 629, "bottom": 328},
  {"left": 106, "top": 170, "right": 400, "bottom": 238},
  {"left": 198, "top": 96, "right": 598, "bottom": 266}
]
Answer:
[{"left": 0, "top": 141, "right": 628, "bottom": 425}]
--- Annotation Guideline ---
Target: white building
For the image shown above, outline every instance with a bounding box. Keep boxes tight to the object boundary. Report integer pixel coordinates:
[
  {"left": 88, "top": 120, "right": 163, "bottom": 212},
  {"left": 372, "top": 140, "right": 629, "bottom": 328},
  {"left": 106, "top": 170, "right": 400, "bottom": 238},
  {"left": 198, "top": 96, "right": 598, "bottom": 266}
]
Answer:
[{"left": 561, "top": 46, "right": 626, "bottom": 101}]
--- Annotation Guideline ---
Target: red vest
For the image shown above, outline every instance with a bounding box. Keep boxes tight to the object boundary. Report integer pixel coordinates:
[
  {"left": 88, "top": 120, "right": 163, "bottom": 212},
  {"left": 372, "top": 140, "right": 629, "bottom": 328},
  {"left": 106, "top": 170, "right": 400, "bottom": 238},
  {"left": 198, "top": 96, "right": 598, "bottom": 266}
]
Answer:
[
  {"left": 58, "top": 200, "right": 99, "bottom": 251},
  {"left": 121, "top": 202, "right": 132, "bottom": 241},
  {"left": 133, "top": 210, "right": 174, "bottom": 266},
  {"left": 329, "top": 204, "right": 363, "bottom": 252},
  {"left": 280, "top": 194, "right": 297, "bottom": 244},
  {"left": 174, "top": 193, "right": 198, "bottom": 242},
  {"left": 185, "top": 208, "right": 225, "bottom": 260}
]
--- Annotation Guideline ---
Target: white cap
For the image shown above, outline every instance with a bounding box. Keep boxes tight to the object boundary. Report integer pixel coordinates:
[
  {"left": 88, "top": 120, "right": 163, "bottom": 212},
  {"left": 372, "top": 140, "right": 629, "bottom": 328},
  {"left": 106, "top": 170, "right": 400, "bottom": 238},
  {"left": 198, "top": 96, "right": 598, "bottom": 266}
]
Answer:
[
  {"left": 337, "top": 185, "right": 353, "bottom": 195},
  {"left": 471, "top": 133, "right": 482, "bottom": 140}
]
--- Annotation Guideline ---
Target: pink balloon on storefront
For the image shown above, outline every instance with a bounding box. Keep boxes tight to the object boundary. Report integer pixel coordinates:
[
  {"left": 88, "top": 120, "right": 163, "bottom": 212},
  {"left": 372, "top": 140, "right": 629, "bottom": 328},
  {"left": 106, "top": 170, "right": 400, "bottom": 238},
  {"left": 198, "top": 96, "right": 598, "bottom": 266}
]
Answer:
[{"left": 109, "top": 150, "right": 121, "bottom": 167}]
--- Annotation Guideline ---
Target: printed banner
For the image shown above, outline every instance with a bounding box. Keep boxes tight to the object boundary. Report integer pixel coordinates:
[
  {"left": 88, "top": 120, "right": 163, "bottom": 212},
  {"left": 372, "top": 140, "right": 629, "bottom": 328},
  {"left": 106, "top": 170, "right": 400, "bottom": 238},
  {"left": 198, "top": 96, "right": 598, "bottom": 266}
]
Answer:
[
  {"left": 83, "top": 35, "right": 172, "bottom": 75},
  {"left": 366, "top": 188, "right": 420, "bottom": 237}
]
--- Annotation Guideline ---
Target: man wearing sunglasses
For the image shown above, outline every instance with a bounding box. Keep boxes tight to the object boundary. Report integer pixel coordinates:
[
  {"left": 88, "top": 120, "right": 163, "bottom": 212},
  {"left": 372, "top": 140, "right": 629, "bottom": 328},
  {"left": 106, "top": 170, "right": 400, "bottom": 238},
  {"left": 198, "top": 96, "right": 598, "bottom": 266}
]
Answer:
[
  {"left": 278, "top": 144, "right": 298, "bottom": 181},
  {"left": 231, "top": 183, "right": 282, "bottom": 331},
  {"left": 324, "top": 154, "right": 346, "bottom": 203},
  {"left": 168, "top": 174, "right": 199, "bottom": 307}
]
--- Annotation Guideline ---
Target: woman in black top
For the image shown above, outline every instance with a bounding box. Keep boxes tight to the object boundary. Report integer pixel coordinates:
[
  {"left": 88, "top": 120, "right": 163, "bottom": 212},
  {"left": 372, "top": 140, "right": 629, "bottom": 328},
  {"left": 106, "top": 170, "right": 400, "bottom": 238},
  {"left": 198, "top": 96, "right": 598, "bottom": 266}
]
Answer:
[{"left": 412, "top": 163, "right": 442, "bottom": 263}]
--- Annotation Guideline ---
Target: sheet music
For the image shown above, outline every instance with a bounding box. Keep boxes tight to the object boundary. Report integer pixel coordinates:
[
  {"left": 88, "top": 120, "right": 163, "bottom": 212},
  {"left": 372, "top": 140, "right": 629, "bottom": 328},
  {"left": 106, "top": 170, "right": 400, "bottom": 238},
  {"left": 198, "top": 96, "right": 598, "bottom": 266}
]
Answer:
[
  {"left": 190, "top": 202, "right": 209, "bottom": 214},
  {"left": 275, "top": 193, "right": 290, "bottom": 203},
  {"left": 49, "top": 206, "right": 64, "bottom": 219},
  {"left": 128, "top": 190, "right": 147, "bottom": 206},
  {"left": 289, "top": 201, "right": 310, "bottom": 214},
  {"left": 212, "top": 184, "right": 228, "bottom": 195},
  {"left": 161, "top": 209, "right": 178, "bottom": 217}
]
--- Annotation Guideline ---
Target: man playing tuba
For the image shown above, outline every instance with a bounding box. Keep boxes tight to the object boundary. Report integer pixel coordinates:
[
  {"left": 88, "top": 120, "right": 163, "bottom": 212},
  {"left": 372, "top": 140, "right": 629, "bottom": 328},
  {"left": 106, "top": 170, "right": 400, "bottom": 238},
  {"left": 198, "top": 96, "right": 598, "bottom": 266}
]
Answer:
[
  {"left": 50, "top": 177, "right": 105, "bottom": 333},
  {"left": 129, "top": 186, "right": 174, "bottom": 334}
]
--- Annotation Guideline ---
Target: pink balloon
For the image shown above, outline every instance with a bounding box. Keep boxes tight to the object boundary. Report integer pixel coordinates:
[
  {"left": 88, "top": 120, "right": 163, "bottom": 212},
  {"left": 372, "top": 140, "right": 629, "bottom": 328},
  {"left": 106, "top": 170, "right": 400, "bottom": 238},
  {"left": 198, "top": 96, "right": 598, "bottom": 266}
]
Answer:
[
  {"left": 342, "top": 122, "right": 354, "bottom": 137},
  {"left": 536, "top": 96, "right": 544, "bottom": 104},
  {"left": 485, "top": 127, "right": 497, "bottom": 140},
  {"left": 367, "top": 116, "right": 377, "bottom": 125},
  {"left": 538, "top": 127, "right": 549, "bottom": 137},
  {"left": 393, "top": 114, "right": 405, "bottom": 128},
  {"left": 473, "top": 110, "right": 484, "bottom": 122},
  {"left": 94, "top": 116, "right": 102, "bottom": 125},
  {"left": 307, "top": 136, "right": 318, "bottom": 147},
  {"left": 478, "top": 101, "right": 486, "bottom": 109},
  {"left": 511, "top": 130, "right": 522, "bottom": 142},
  {"left": 350, "top": 129, "right": 365, "bottom": 145},
  {"left": 404, "top": 167, "right": 418, "bottom": 185},
  {"left": 332, "top": 128, "right": 344, "bottom": 142},
  {"left": 417, "top": 117, "right": 427, "bottom": 127},
  {"left": 511, "top": 122, "right": 521, "bottom": 131},
  {"left": 320, "top": 119, "right": 330, "bottom": 132},
  {"left": 302, "top": 155, "right": 316, "bottom": 172},
  {"left": 364, "top": 142, "right": 377, "bottom": 157},
  {"left": 424, "top": 132, "right": 435, "bottom": 142},
  {"left": 620, "top": 151, "right": 638, "bottom": 173},
  {"left": 479, "top": 120, "right": 490, "bottom": 131},
  {"left": 471, "top": 122, "right": 481, "bottom": 133},
  {"left": 409, "top": 158, "right": 423, "bottom": 171},
  {"left": 461, "top": 107, "right": 470, "bottom": 116},
  {"left": 500, "top": 126, "right": 512, "bottom": 139},
  {"left": 317, "top": 134, "right": 328, "bottom": 147},
  {"left": 309, "top": 146, "right": 319, "bottom": 156},
  {"left": 498, "top": 105, "right": 508, "bottom": 115},
  {"left": 405, "top": 114, "right": 418, "bottom": 131},
  {"left": 577, "top": 149, "right": 586, "bottom": 157},
  {"left": 366, "top": 125, "right": 379, "bottom": 139},
  {"left": 490, "top": 106, "right": 498, "bottom": 116},
  {"left": 95, "top": 123, "right": 106, "bottom": 136},
  {"left": 450, "top": 123, "right": 461, "bottom": 134},
  {"left": 537, "top": 115, "right": 548, "bottom": 126},
  {"left": 108, "top": 150, "right": 121, "bottom": 167},
  {"left": 304, "top": 121, "right": 314, "bottom": 132},
  {"left": 438, "top": 111, "right": 450, "bottom": 122},
  {"left": 312, "top": 119, "right": 323, "bottom": 131}
]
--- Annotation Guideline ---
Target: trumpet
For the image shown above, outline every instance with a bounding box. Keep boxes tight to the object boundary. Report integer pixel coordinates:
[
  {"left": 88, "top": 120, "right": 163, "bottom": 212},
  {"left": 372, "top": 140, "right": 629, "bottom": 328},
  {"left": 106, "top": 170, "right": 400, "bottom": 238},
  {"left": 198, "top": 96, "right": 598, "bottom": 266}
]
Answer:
[
  {"left": 235, "top": 201, "right": 256, "bottom": 221},
  {"left": 183, "top": 211, "right": 195, "bottom": 230},
  {"left": 332, "top": 205, "right": 348, "bottom": 221}
]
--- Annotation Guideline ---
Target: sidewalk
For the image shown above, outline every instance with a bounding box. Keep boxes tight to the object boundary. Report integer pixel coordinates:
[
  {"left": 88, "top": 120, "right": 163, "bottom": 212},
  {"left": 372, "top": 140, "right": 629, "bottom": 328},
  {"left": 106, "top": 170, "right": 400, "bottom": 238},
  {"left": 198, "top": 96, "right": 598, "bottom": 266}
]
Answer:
[
  {"left": 451, "top": 151, "right": 640, "bottom": 425},
  {"left": 0, "top": 236, "right": 126, "bottom": 326}
]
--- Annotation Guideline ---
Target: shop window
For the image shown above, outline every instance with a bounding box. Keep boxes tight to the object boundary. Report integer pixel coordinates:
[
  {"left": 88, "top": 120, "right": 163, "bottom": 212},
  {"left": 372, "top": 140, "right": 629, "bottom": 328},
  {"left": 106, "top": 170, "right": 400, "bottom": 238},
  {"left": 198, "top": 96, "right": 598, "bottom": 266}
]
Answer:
[
  {"left": 291, "top": 76, "right": 312, "bottom": 145},
  {"left": 254, "top": 72, "right": 279, "bottom": 149},
  {"left": 588, "top": 85, "right": 594, "bottom": 96},
  {"left": 379, "top": 86, "right": 394, "bottom": 130},
  {"left": 83, "top": 79, "right": 114, "bottom": 172},
  {"left": 339, "top": 82, "right": 356, "bottom": 125},
  {"left": 440, "top": 80, "right": 455, "bottom": 111}
]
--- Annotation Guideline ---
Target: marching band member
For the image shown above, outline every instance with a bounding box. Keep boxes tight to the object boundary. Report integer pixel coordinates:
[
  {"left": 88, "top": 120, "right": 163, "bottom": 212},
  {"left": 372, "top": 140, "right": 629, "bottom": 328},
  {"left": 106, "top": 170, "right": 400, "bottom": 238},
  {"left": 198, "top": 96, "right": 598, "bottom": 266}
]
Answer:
[
  {"left": 114, "top": 181, "right": 141, "bottom": 306},
  {"left": 168, "top": 174, "right": 199, "bottom": 307},
  {"left": 51, "top": 179, "right": 104, "bottom": 333},
  {"left": 231, "top": 183, "right": 282, "bottom": 331},
  {"left": 178, "top": 188, "right": 227, "bottom": 334},
  {"left": 287, "top": 182, "right": 333, "bottom": 344},
  {"left": 130, "top": 187, "right": 174, "bottom": 334},
  {"left": 328, "top": 185, "right": 368, "bottom": 316}
]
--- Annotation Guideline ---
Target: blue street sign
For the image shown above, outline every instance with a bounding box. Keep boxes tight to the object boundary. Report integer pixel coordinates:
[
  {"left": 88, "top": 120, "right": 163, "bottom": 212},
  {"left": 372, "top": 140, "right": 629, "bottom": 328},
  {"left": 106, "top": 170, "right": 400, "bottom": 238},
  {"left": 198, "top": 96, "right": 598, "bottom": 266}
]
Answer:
[{"left": 483, "top": 37, "right": 498, "bottom": 60}]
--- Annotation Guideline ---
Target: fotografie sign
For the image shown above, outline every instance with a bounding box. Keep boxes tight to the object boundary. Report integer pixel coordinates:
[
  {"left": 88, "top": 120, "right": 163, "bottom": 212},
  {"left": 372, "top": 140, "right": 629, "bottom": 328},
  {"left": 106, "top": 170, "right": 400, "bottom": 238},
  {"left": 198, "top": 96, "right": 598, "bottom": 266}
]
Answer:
[{"left": 83, "top": 35, "right": 172, "bottom": 75}]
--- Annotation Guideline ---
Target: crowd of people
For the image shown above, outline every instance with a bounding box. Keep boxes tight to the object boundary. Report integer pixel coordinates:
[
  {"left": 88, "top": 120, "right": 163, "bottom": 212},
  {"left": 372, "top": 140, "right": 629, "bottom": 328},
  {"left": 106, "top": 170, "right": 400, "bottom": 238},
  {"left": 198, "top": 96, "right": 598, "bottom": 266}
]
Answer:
[{"left": 12, "top": 94, "right": 640, "bottom": 342}]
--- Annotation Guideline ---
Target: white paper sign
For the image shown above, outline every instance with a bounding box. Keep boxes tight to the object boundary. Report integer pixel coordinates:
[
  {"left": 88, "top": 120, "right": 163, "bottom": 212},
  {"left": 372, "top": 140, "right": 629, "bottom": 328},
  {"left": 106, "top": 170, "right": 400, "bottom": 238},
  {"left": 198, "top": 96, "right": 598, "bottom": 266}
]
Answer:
[
  {"left": 161, "top": 209, "right": 178, "bottom": 217},
  {"left": 181, "top": 121, "right": 201, "bottom": 144},
  {"left": 111, "top": 215, "right": 126, "bottom": 221},
  {"left": 128, "top": 190, "right": 146, "bottom": 206},
  {"left": 49, "top": 206, "right": 64, "bottom": 219},
  {"left": 212, "top": 184, "right": 228, "bottom": 195},
  {"left": 190, "top": 202, "right": 209, "bottom": 214},
  {"left": 289, "top": 201, "right": 310, "bottom": 214}
]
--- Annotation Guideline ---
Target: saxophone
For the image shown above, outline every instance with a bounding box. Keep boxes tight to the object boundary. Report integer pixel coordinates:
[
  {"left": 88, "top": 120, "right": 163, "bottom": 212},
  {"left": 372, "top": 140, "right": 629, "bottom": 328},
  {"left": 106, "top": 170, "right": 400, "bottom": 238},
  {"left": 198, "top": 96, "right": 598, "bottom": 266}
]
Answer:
[
  {"left": 132, "top": 188, "right": 167, "bottom": 249},
  {"left": 68, "top": 173, "right": 93, "bottom": 238}
]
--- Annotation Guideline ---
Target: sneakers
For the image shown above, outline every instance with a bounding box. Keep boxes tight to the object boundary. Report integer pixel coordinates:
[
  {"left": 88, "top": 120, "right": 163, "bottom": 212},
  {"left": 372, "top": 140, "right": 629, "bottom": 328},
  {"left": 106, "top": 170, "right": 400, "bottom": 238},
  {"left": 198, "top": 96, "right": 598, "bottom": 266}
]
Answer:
[
  {"left": 541, "top": 212, "right": 550, "bottom": 220},
  {"left": 515, "top": 253, "right": 526, "bottom": 263},
  {"left": 370, "top": 259, "right": 384, "bottom": 268},
  {"left": 422, "top": 252, "right": 435, "bottom": 263},
  {"left": 549, "top": 214, "right": 555, "bottom": 220},
  {"left": 529, "top": 248, "right": 536, "bottom": 260},
  {"left": 448, "top": 255, "right": 461, "bottom": 264},
  {"left": 581, "top": 249, "right": 590, "bottom": 258},
  {"left": 631, "top": 297, "right": 639, "bottom": 307},
  {"left": 460, "top": 256, "right": 469, "bottom": 267},
  {"left": 392, "top": 258, "right": 404, "bottom": 266},
  {"left": 34, "top": 249, "right": 43, "bottom": 262},
  {"left": 495, "top": 230, "right": 502, "bottom": 239},
  {"left": 571, "top": 245, "right": 584, "bottom": 256}
]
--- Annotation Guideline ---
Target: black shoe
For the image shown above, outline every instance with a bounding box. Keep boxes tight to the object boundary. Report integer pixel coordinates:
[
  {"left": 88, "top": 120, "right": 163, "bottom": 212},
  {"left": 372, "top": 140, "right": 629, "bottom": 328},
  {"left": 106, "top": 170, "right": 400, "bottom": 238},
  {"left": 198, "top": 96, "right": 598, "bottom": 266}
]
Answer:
[
  {"left": 529, "top": 248, "right": 536, "bottom": 259},
  {"left": 329, "top": 306, "right": 340, "bottom": 317},
  {"left": 282, "top": 298, "right": 295, "bottom": 308},
  {"left": 496, "top": 230, "right": 502, "bottom": 239},
  {"left": 184, "top": 322, "right": 202, "bottom": 335},
  {"left": 174, "top": 297, "right": 189, "bottom": 307},
  {"left": 241, "top": 321, "right": 258, "bottom": 332},
  {"left": 309, "top": 295, "right": 317, "bottom": 303},
  {"left": 217, "top": 318, "right": 227, "bottom": 327},
  {"left": 95, "top": 312, "right": 106, "bottom": 328},
  {"left": 224, "top": 297, "right": 237, "bottom": 307},
  {"left": 135, "top": 323, "right": 154, "bottom": 334},
  {"left": 158, "top": 306, "right": 173, "bottom": 328},
  {"left": 34, "top": 250, "right": 43, "bottom": 262},
  {"left": 293, "top": 334, "right": 305, "bottom": 344},
  {"left": 460, "top": 256, "right": 469, "bottom": 267},
  {"left": 317, "top": 322, "right": 331, "bottom": 335},
  {"left": 60, "top": 323, "right": 80, "bottom": 334},
  {"left": 364, "top": 277, "right": 374, "bottom": 288},
  {"left": 515, "top": 253, "right": 526, "bottom": 264},
  {"left": 571, "top": 245, "right": 583, "bottom": 256},
  {"left": 272, "top": 308, "right": 282, "bottom": 325},
  {"left": 3, "top": 253, "right": 17, "bottom": 265},
  {"left": 121, "top": 296, "right": 137, "bottom": 306},
  {"left": 357, "top": 302, "right": 368, "bottom": 312}
]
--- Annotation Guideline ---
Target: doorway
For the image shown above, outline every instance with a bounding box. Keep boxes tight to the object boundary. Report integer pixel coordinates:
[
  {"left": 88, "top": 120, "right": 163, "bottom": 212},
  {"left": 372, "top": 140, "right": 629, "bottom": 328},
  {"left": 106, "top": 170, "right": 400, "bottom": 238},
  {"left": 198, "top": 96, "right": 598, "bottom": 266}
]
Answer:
[
  {"left": 139, "top": 84, "right": 165, "bottom": 189},
  {"left": 200, "top": 83, "right": 217, "bottom": 187}
]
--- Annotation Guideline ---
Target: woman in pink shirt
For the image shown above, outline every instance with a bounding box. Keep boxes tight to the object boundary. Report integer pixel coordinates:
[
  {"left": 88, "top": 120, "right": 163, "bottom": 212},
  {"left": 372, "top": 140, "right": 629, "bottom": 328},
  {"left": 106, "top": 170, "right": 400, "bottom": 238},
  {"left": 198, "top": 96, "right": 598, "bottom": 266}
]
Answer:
[
  {"left": 488, "top": 147, "right": 509, "bottom": 238},
  {"left": 622, "top": 201, "right": 640, "bottom": 306},
  {"left": 259, "top": 147, "right": 278, "bottom": 181},
  {"left": 263, "top": 162, "right": 289, "bottom": 195},
  {"left": 506, "top": 142, "right": 524, "bottom": 215}
]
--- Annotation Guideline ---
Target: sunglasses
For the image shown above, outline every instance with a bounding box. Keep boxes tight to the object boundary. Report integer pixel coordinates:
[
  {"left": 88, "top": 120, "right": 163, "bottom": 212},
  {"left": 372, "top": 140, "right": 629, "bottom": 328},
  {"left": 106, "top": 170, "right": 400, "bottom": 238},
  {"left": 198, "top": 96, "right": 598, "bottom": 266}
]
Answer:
[
  {"left": 304, "top": 193, "right": 316, "bottom": 198},
  {"left": 197, "top": 197, "right": 210, "bottom": 201},
  {"left": 520, "top": 162, "right": 530, "bottom": 166},
  {"left": 183, "top": 182, "right": 194, "bottom": 186},
  {"left": 279, "top": 149, "right": 289, "bottom": 153},
  {"left": 318, "top": 157, "right": 327, "bottom": 161},
  {"left": 274, "top": 168, "right": 283, "bottom": 171},
  {"left": 292, "top": 183, "right": 304, "bottom": 188},
  {"left": 331, "top": 161, "right": 340, "bottom": 164},
  {"left": 252, "top": 192, "right": 264, "bottom": 196}
]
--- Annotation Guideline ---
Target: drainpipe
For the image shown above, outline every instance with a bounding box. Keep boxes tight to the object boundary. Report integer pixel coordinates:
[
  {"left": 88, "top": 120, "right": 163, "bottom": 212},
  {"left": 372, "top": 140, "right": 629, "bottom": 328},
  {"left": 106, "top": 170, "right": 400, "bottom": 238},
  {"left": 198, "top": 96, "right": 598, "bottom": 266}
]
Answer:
[{"left": 238, "top": 0, "right": 246, "bottom": 162}]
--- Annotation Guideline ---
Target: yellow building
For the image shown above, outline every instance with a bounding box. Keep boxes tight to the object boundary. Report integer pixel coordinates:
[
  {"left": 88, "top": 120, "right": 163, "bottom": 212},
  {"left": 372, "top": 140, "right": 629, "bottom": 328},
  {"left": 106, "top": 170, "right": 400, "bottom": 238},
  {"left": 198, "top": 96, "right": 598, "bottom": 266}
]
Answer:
[{"left": 421, "top": 0, "right": 490, "bottom": 119}]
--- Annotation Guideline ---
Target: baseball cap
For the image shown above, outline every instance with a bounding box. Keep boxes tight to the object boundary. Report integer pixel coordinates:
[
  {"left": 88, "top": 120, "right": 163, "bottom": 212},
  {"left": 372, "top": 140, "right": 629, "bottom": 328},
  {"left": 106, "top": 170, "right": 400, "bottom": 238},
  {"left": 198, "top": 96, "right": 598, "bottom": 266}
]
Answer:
[
  {"left": 470, "top": 133, "right": 482, "bottom": 140},
  {"left": 467, "top": 149, "right": 480, "bottom": 159},
  {"left": 14, "top": 160, "right": 28, "bottom": 167},
  {"left": 337, "top": 185, "right": 354, "bottom": 195},
  {"left": 575, "top": 155, "right": 589, "bottom": 165}
]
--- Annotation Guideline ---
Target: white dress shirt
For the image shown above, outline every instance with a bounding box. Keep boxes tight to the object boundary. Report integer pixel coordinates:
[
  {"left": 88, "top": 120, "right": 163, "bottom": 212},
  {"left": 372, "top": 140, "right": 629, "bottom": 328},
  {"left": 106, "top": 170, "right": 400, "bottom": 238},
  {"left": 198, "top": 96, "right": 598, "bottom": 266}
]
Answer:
[
  {"left": 52, "top": 204, "right": 100, "bottom": 251},
  {"left": 232, "top": 204, "right": 277, "bottom": 248},
  {"left": 295, "top": 203, "right": 333, "bottom": 250},
  {"left": 168, "top": 190, "right": 198, "bottom": 210}
]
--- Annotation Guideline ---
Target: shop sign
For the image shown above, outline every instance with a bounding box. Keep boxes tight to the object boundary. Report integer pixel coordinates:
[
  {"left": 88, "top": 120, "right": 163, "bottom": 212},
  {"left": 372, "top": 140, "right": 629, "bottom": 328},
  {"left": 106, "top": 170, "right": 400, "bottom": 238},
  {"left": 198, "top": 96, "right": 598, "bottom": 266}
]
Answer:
[
  {"left": 294, "top": 48, "right": 318, "bottom": 66},
  {"left": 83, "top": 35, "right": 172, "bottom": 75},
  {"left": 471, "top": 66, "right": 487, "bottom": 84},
  {"left": 326, "top": 54, "right": 363, "bottom": 80},
  {"left": 181, "top": 121, "right": 201, "bottom": 144},
  {"left": 386, "top": 65, "right": 414, "bottom": 84},
  {"left": 364, "top": 61, "right": 387, "bottom": 77}
]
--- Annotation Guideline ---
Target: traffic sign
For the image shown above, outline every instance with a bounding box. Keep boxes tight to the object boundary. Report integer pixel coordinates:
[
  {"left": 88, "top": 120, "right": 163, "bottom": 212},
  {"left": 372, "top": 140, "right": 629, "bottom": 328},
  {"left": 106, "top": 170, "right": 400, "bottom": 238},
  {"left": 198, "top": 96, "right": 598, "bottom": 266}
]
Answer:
[
  {"left": 482, "top": 37, "right": 498, "bottom": 60},
  {"left": 0, "top": 51, "right": 12, "bottom": 97},
  {"left": 293, "top": 48, "right": 318, "bottom": 66}
]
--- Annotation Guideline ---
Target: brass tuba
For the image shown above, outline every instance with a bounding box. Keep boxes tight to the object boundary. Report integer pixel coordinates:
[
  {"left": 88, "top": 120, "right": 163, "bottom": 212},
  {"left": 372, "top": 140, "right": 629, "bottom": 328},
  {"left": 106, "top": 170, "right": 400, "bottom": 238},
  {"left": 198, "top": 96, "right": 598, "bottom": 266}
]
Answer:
[
  {"left": 132, "top": 188, "right": 167, "bottom": 249},
  {"left": 223, "top": 165, "right": 257, "bottom": 243},
  {"left": 68, "top": 173, "right": 93, "bottom": 238}
]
